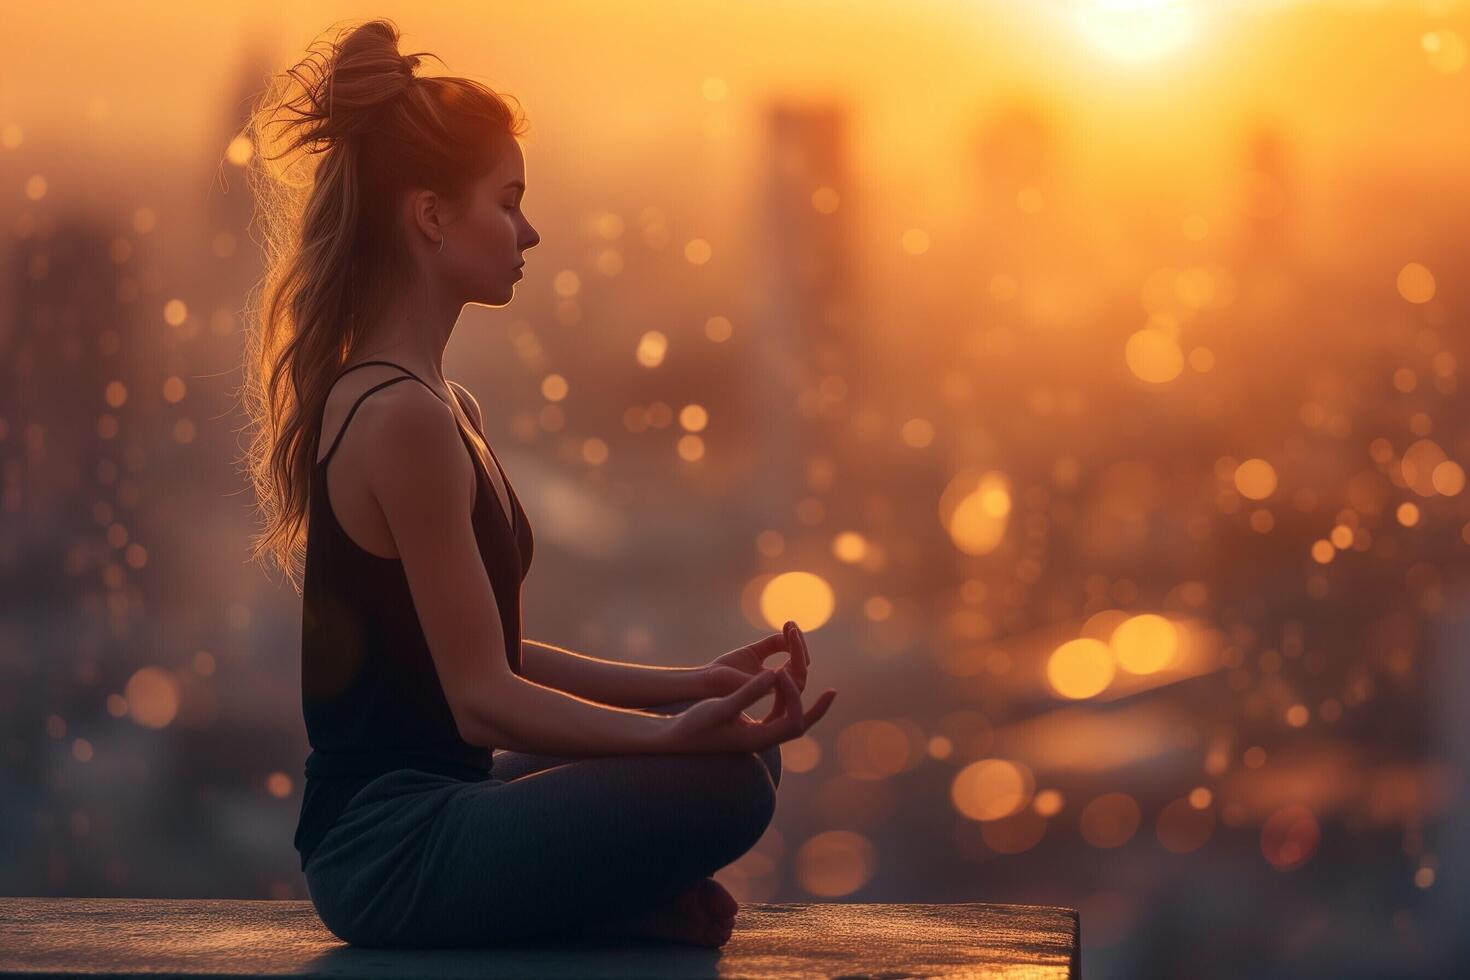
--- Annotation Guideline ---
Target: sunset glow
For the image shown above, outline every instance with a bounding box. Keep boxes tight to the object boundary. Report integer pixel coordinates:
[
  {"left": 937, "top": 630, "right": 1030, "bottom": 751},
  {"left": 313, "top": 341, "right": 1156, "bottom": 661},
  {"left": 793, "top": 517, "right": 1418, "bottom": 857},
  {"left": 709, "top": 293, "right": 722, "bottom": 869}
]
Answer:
[
  {"left": 5, "top": 1, "right": 1469, "bottom": 972},
  {"left": 1058, "top": 0, "right": 1202, "bottom": 65}
]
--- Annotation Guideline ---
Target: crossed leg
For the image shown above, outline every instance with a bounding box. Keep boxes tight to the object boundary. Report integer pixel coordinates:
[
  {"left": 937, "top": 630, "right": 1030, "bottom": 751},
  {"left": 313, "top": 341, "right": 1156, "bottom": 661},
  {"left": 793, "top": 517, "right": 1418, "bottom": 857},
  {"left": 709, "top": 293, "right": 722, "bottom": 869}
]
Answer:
[
  {"left": 347, "top": 698, "right": 780, "bottom": 947},
  {"left": 306, "top": 698, "right": 784, "bottom": 948}
]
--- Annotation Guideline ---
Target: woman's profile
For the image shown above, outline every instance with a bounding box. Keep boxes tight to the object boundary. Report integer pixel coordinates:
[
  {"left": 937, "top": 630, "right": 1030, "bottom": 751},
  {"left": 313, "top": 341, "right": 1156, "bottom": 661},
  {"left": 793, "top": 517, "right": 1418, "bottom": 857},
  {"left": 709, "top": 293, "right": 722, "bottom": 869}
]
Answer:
[{"left": 237, "top": 17, "right": 836, "bottom": 949}]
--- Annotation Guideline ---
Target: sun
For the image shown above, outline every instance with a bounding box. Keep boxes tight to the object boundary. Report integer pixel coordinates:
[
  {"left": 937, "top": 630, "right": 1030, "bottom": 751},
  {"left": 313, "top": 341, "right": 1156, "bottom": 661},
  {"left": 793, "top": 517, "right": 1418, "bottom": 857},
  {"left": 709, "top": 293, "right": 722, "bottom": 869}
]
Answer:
[{"left": 1066, "top": 0, "right": 1202, "bottom": 65}]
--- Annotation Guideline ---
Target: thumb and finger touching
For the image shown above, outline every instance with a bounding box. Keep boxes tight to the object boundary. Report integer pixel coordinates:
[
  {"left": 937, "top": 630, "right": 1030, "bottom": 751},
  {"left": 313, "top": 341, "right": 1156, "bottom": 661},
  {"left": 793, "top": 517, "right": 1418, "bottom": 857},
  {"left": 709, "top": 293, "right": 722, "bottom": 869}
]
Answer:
[
  {"left": 760, "top": 667, "right": 790, "bottom": 725},
  {"left": 722, "top": 669, "right": 778, "bottom": 719},
  {"left": 709, "top": 625, "right": 833, "bottom": 746},
  {"left": 783, "top": 621, "right": 811, "bottom": 688}
]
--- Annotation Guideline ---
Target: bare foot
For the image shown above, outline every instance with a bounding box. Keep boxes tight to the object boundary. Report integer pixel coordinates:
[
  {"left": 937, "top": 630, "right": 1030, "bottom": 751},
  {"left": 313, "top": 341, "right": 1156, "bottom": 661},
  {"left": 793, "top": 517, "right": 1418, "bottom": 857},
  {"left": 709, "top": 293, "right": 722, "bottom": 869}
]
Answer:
[
  {"left": 578, "top": 878, "right": 737, "bottom": 947},
  {"left": 697, "top": 877, "right": 738, "bottom": 920}
]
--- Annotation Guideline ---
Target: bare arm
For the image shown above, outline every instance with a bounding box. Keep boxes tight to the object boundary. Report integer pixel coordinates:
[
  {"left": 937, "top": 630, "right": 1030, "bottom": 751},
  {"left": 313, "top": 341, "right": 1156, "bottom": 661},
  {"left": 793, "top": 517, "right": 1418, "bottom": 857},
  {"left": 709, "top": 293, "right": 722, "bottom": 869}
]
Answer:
[
  {"left": 448, "top": 383, "right": 712, "bottom": 711},
  {"left": 441, "top": 379, "right": 817, "bottom": 746},
  {"left": 475, "top": 674, "right": 674, "bottom": 756},
  {"left": 368, "top": 384, "right": 678, "bottom": 757},
  {"left": 521, "top": 639, "right": 713, "bottom": 709}
]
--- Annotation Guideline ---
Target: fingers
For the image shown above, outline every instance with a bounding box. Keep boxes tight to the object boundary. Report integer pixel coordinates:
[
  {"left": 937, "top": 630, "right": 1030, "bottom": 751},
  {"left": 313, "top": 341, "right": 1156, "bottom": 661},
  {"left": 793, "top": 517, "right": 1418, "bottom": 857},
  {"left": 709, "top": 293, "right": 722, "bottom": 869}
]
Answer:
[
  {"left": 721, "top": 669, "right": 779, "bottom": 718},
  {"left": 774, "top": 667, "right": 803, "bottom": 733},
  {"left": 746, "top": 625, "right": 829, "bottom": 741},
  {"left": 756, "top": 669, "right": 835, "bottom": 738},
  {"left": 803, "top": 689, "right": 837, "bottom": 730},
  {"left": 784, "top": 621, "right": 810, "bottom": 684},
  {"left": 783, "top": 621, "right": 809, "bottom": 679},
  {"left": 759, "top": 666, "right": 788, "bottom": 724},
  {"left": 748, "top": 632, "right": 789, "bottom": 659}
]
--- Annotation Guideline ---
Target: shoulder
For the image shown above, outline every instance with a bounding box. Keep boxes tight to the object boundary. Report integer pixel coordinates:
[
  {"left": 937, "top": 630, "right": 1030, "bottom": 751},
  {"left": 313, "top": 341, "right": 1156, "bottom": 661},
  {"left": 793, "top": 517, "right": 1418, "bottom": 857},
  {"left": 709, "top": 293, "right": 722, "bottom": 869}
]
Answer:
[
  {"left": 447, "top": 379, "right": 484, "bottom": 431},
  {"left": 355, "top": 381, "right": 470, "bottom": 499}
]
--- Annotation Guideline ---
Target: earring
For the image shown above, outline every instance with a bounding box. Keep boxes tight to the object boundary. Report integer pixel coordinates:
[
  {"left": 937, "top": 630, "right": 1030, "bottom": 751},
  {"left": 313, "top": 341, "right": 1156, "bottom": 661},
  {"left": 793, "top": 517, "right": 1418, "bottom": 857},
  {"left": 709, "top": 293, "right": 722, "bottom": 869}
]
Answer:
[{"left": 436, "top": 235, "right": 445, "bottom": 255}]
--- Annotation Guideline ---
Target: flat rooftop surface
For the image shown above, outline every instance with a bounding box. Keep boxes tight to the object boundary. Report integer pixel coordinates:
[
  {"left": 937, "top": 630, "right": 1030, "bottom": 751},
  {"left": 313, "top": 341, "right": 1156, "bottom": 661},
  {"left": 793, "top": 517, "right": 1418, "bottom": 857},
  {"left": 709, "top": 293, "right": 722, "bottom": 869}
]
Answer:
[{"left": 0, "top": 897, "right": 1080, "bottom": 979}]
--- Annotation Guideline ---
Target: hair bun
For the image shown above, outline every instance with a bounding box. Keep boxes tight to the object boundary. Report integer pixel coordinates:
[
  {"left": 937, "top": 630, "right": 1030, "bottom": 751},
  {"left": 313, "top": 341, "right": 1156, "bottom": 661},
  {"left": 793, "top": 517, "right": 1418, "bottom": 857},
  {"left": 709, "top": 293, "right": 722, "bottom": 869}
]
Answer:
[{"left": 255, "top": 18, "right": 433, "bottom": 156}]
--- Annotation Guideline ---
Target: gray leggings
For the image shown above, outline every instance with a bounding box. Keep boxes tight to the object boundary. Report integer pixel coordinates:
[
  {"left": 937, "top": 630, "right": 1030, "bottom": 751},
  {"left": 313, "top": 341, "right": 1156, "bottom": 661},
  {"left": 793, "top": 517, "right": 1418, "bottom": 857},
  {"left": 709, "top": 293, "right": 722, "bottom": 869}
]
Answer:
[{"left": 303, "top": 698, "right": 782, "bottom": 948}]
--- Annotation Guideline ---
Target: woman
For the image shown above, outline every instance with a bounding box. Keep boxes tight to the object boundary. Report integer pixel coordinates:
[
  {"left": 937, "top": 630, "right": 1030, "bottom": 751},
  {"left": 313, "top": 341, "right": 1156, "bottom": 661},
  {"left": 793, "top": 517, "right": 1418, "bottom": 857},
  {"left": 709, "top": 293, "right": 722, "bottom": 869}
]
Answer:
[{"left": 239, "top": 18, "right": 836, "bottom": 950}]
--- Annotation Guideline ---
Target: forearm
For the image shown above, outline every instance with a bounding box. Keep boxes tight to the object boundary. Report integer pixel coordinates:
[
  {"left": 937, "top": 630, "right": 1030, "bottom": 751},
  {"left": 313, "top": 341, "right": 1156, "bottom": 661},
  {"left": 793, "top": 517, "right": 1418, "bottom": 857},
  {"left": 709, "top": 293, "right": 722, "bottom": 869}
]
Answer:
[
  {"left": 520, "top": 638, "right": 711, "bottom": 709},
  {"left": 477, "top": 672, "right": 677, "bottom": 756}
]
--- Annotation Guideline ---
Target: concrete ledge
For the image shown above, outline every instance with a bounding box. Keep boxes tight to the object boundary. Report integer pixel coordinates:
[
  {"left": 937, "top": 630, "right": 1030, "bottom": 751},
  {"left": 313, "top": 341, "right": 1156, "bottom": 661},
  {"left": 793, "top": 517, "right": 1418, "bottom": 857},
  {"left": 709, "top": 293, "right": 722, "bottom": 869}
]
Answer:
[{"left": 0, "top": 897, "right": 1080, "bottom": 978}]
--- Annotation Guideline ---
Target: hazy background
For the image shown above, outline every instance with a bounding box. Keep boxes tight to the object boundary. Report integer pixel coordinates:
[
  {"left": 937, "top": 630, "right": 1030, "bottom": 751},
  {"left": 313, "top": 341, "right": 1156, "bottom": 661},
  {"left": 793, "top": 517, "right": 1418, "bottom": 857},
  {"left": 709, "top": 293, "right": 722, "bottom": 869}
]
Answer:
[{"left": 3, "top": 2, "right": 1469, "bottom": 977}]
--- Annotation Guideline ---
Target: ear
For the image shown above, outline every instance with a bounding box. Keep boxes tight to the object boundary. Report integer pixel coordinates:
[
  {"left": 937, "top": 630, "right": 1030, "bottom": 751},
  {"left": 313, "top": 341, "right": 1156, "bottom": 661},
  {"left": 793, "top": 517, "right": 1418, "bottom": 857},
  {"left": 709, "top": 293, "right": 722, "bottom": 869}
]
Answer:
[{"left": 408, "top": 188, "right": 444, "bottom": 247}]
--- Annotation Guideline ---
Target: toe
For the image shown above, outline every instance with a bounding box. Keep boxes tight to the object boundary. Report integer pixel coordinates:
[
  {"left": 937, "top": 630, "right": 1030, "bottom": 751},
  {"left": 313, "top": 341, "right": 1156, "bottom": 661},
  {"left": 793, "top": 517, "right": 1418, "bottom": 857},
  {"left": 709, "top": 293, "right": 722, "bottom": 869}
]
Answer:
[{"left": 700, "top": 878, "right": 739, "bottom": 918}]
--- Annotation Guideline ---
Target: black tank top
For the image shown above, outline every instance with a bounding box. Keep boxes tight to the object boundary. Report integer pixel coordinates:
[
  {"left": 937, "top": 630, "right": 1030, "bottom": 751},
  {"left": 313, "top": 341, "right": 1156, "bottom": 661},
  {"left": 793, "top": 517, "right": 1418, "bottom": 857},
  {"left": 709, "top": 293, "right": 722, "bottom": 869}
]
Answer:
[{"left": 293, "top": 360, "right": 533, "bottom": 870}]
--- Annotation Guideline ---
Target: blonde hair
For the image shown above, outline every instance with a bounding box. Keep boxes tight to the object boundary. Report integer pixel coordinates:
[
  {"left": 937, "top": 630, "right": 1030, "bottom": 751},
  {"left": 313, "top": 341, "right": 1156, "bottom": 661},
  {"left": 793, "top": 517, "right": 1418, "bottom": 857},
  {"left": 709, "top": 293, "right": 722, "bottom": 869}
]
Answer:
[{"left": 239, "top": 17, "right": 529, "bottom": 591}]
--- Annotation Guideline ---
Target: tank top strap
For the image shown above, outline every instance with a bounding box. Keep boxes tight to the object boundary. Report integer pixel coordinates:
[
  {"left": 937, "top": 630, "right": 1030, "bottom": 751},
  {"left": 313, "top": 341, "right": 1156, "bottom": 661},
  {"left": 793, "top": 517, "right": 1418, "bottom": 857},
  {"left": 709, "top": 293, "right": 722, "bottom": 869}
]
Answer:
[
  {"left": 318, "top": 376, "right": 420, "bottom": 468},
  {"left": 319, "top": 359, "right": 456, "bottom": 467},
  {"left": 334, "top": 359, "right": 438, "bottom": 395},
  {"left": 447, "top": 385, "right": 513, "bottom": 486}
]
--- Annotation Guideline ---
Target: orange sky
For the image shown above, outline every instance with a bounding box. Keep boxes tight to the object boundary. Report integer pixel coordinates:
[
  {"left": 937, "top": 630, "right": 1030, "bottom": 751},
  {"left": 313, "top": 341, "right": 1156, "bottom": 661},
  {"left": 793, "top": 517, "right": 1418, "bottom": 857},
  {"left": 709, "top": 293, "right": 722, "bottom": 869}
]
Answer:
[
  {"left": 2, "top": 0, "right": 1467, "bottom": 292},
  {"left": 5, "top": 1, "right": 1467, "bottom": 175}
]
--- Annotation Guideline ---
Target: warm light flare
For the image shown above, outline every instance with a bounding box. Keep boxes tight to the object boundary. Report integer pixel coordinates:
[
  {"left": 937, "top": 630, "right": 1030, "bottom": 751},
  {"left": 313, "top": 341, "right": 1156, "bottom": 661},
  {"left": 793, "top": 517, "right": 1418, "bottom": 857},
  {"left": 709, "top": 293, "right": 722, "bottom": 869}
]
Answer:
[
  {"left": 952, "top": 758, "right": 1036, "bottom": 822},
  {"left": 1110, "top": 613, "right": 1179, "bottom": 674},
  {"left": 795, "top": 831, "right": 876, "bottom": 897},
  {"left": 1061, "top": 0, "right": 1202, "bottom": 65},
  {"left": 941, "top": 470, "right": 1012, "bottom": 555},
  {"left": 758, "top": 571, "right": 835, "bottom": 631},
  {"left": 1047, "top": 638, "right": 1116, "bottom": 699}
]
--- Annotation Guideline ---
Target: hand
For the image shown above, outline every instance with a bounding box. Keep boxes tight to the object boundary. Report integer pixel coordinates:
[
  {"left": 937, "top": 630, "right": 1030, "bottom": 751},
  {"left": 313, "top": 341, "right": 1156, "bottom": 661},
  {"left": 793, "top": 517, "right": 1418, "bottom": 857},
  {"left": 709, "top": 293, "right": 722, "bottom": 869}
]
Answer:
[
  {"left": 701, "top": 621, "right": 810, "bottom": 698},
  {"left": 665, "top": 667, "right": 836, "bottom": 755}
]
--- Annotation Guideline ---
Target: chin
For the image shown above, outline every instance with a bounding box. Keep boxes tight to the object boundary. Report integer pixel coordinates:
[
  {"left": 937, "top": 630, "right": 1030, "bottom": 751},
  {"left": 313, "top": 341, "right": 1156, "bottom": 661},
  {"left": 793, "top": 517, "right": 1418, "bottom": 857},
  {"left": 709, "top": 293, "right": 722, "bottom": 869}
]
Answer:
[{"left": 467, "top": 292, "right": 514, "bottom": 310}]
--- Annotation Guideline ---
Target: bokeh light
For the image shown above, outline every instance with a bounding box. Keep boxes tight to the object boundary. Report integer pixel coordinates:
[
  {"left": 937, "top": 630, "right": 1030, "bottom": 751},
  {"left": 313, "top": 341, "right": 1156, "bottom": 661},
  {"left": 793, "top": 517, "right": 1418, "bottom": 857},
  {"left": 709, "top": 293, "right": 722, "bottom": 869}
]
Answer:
[
  {"left": 1080, "top": 792, "right": 1142, "bottom": 849},
  {"left": 951, "top": 758, "right": 1036, "bottom": 822},
  {"left": 941, "top": 469, "right": 1012, "bottom": 556},
  {"left": 1261, "top": 805, "right": 1320, "bottom": 872},
  {"left": 795, "top": 830, "right": 877, "bottom": 897},
  {"left": 1047, "top": 638, "right": 1116, "bottom": 699},
  {"left": 123, "top": 668, "right": 180, "bottom": 730},
  {"left": 758, "top": 571, "right": 835, "bottom": 631},
  {"left": 1109, "top": 613, "right": 1178, "bottom": 674}
]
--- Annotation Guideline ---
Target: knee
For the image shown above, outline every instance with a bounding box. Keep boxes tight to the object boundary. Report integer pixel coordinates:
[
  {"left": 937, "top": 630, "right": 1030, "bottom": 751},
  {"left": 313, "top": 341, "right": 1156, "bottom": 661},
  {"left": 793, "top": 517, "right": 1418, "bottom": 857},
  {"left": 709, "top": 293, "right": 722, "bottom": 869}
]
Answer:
[
  {"left": 703, "top": 751, "right": 777, "bottom": 845},
  {"left": 306, "top": 871, "right": 374, "bottom": 948},
  {"left": 644, "top": 701, "right": 780, "bottom": 785},
  {"left": 759, "top": 741, "right": 782, "bottom": 790}
]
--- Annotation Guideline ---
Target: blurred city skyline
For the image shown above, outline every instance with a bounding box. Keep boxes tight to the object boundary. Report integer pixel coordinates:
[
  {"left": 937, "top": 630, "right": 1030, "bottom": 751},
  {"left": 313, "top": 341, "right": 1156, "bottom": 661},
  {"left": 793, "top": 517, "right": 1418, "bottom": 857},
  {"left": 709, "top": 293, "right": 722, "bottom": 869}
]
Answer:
[{"left": 3, "top": 3, "right": 1470, "bottom": 978}]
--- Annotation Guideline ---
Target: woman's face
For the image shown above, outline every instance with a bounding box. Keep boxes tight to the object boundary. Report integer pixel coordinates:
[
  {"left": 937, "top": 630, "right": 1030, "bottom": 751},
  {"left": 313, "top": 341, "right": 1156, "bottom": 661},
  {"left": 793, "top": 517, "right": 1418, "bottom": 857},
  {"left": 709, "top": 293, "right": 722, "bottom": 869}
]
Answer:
[{"left": 440, "top": 136, "right": 539, "bottom": 306}]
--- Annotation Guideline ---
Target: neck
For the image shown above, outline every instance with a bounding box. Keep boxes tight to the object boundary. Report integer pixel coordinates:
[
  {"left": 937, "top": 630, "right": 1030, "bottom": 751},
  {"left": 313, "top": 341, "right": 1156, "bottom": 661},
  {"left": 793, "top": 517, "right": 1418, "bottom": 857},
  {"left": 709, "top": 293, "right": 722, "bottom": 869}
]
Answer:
[{"left": 352, "top": 292, "right": 460, "bottom": 386}]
